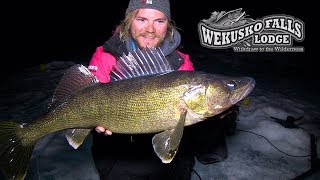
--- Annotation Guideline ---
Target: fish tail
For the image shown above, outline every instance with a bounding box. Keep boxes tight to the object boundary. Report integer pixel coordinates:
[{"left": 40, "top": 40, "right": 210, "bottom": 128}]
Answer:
[{"left": 0, "top": 120, "right": 34, "bottom": 180}]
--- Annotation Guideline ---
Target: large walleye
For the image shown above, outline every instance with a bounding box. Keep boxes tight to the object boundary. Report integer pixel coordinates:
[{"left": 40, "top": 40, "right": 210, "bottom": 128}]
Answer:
[{"left": 0, "top": 47, "right": 255, "bottom": 180}]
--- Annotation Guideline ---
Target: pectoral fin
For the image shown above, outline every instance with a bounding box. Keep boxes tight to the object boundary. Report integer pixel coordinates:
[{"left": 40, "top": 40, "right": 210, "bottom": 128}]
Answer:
[
  {"left": 152, "top": 109, "right": 187, "bottom": 163},
  {"left": 65, "top": 128, "right": 92, "bottom": 149}
]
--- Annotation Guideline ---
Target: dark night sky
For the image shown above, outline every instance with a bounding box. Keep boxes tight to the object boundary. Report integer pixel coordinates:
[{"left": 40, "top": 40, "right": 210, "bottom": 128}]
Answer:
[{"left": 3, "top": 1, "right": 312, "bottom": 72}]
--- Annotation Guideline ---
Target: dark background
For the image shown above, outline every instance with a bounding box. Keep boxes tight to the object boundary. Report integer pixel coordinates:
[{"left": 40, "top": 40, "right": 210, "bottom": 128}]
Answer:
[{"left": 2, "top": 1, "right": 312, "bottom": 74}]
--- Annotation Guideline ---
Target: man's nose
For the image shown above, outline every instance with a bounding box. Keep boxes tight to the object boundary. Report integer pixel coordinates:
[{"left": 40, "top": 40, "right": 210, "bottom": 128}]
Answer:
[{"left": 145, "top": 23, "right": 155, "bottom": 33}]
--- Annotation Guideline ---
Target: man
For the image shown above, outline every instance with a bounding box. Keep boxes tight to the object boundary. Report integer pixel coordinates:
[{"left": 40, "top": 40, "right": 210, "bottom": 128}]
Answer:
[
  {"left": 88, "top": 0, "right": 194, "bottom": 84},
  {"left": 88, "top": 0, "right": 230, "bottom": 179}
]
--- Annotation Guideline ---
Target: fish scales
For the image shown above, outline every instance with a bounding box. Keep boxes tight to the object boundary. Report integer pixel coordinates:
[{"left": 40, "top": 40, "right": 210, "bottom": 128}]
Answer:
[
  {"left": 83, "top": 71, "right": 197, "bottom": 133},
  {"left": 19, "top": 71, "right": 199, "bottom": 145}
]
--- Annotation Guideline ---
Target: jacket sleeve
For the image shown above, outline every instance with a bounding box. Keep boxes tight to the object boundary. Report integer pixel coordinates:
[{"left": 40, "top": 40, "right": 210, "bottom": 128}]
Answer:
[
  {"left": 88, "top": 46, "right": 117, "bottom": 83},
  {"left": 177, "top": 51, "right": 195, "bottom": 71}
]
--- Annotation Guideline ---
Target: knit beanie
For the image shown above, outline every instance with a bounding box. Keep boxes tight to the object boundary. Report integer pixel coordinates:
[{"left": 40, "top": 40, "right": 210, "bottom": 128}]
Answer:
[{"left": 126, "top": 0, "right": 171, "bottom": 19}]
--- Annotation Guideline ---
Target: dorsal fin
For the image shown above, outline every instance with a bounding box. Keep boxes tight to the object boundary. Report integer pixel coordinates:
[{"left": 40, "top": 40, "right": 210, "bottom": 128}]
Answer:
[
  {"left": 48, "top": 64, "right": 98, "bottom": 111},
  {"left": 110, "top": 47, "right": 174, "bottom": 81}
]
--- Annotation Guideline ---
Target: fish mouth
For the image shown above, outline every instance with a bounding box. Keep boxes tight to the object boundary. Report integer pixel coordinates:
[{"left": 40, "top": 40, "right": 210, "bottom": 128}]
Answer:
[{"left": 231, "top": 77, "right": 255, "bottom": 104}]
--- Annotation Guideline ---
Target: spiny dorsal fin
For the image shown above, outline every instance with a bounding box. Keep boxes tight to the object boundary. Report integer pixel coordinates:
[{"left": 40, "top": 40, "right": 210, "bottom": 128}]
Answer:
[
  {"left": 48, "top": 64, "right": 98, "bottom": 111},
  {"left": 110, "top": 47, "right": 174, "bottom": 81}
]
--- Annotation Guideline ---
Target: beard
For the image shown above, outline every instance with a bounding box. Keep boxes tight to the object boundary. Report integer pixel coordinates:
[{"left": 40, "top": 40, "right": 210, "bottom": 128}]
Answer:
[{"left": 132, "top": 32, "right": 166, "bottom": 50}]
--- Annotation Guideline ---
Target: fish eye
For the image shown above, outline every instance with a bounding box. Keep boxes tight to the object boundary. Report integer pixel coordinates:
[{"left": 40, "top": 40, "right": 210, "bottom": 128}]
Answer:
[{"left": 226, "top": 81, "right": 236, "bottom": 90}]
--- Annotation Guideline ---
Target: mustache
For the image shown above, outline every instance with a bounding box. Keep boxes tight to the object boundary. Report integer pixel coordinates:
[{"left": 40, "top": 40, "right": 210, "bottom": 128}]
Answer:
[{"left": 139, "top": 33, "right": 157, "bottom": 38}]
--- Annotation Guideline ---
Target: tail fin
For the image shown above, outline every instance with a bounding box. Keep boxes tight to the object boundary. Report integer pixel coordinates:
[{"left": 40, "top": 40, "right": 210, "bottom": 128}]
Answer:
[{"left": 0, "top": 120, "right": 34, "bottom": 180}]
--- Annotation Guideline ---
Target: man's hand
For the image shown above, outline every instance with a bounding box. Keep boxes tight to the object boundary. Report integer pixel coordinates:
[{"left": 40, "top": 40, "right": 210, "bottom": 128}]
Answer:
[{"left": 95, "top": 126, "right": 113, "bottom": 136}]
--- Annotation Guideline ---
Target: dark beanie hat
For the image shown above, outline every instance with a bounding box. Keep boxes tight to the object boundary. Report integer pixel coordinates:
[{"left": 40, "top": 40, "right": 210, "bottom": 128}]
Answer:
[{"left": 126, "top": 0, "right": 171, "bottom": 19}]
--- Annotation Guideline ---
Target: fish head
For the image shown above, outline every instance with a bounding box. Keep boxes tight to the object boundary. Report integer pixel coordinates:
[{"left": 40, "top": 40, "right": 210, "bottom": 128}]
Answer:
[
  {"left": 182, "top": 73, "right": 255, "bottom": 119},
  {"left": 204, "top": 74, "right": 255, "bottom": 116}
]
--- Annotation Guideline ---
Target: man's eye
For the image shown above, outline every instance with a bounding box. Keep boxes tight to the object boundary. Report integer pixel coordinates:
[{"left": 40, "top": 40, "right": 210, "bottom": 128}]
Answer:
[
  {"left": 137, "top": 18, "right": 145, "bottom": 22},
  {"left": 156, "top": 20, "right": 165, "bottom": 24}
]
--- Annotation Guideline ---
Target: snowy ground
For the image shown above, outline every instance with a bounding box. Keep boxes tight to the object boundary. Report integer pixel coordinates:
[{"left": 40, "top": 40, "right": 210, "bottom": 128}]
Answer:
[
  {"left": 1, "top": 47, "right": 319, "bottom": 179},
  {"left": 189, "top": 47, "right": 320, "bottom": 179}
]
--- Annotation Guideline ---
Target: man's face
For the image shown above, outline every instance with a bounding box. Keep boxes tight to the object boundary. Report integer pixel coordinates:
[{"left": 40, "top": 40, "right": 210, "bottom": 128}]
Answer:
[{"left": 130, "top": 8, "right": 168, "bottom": 49}]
